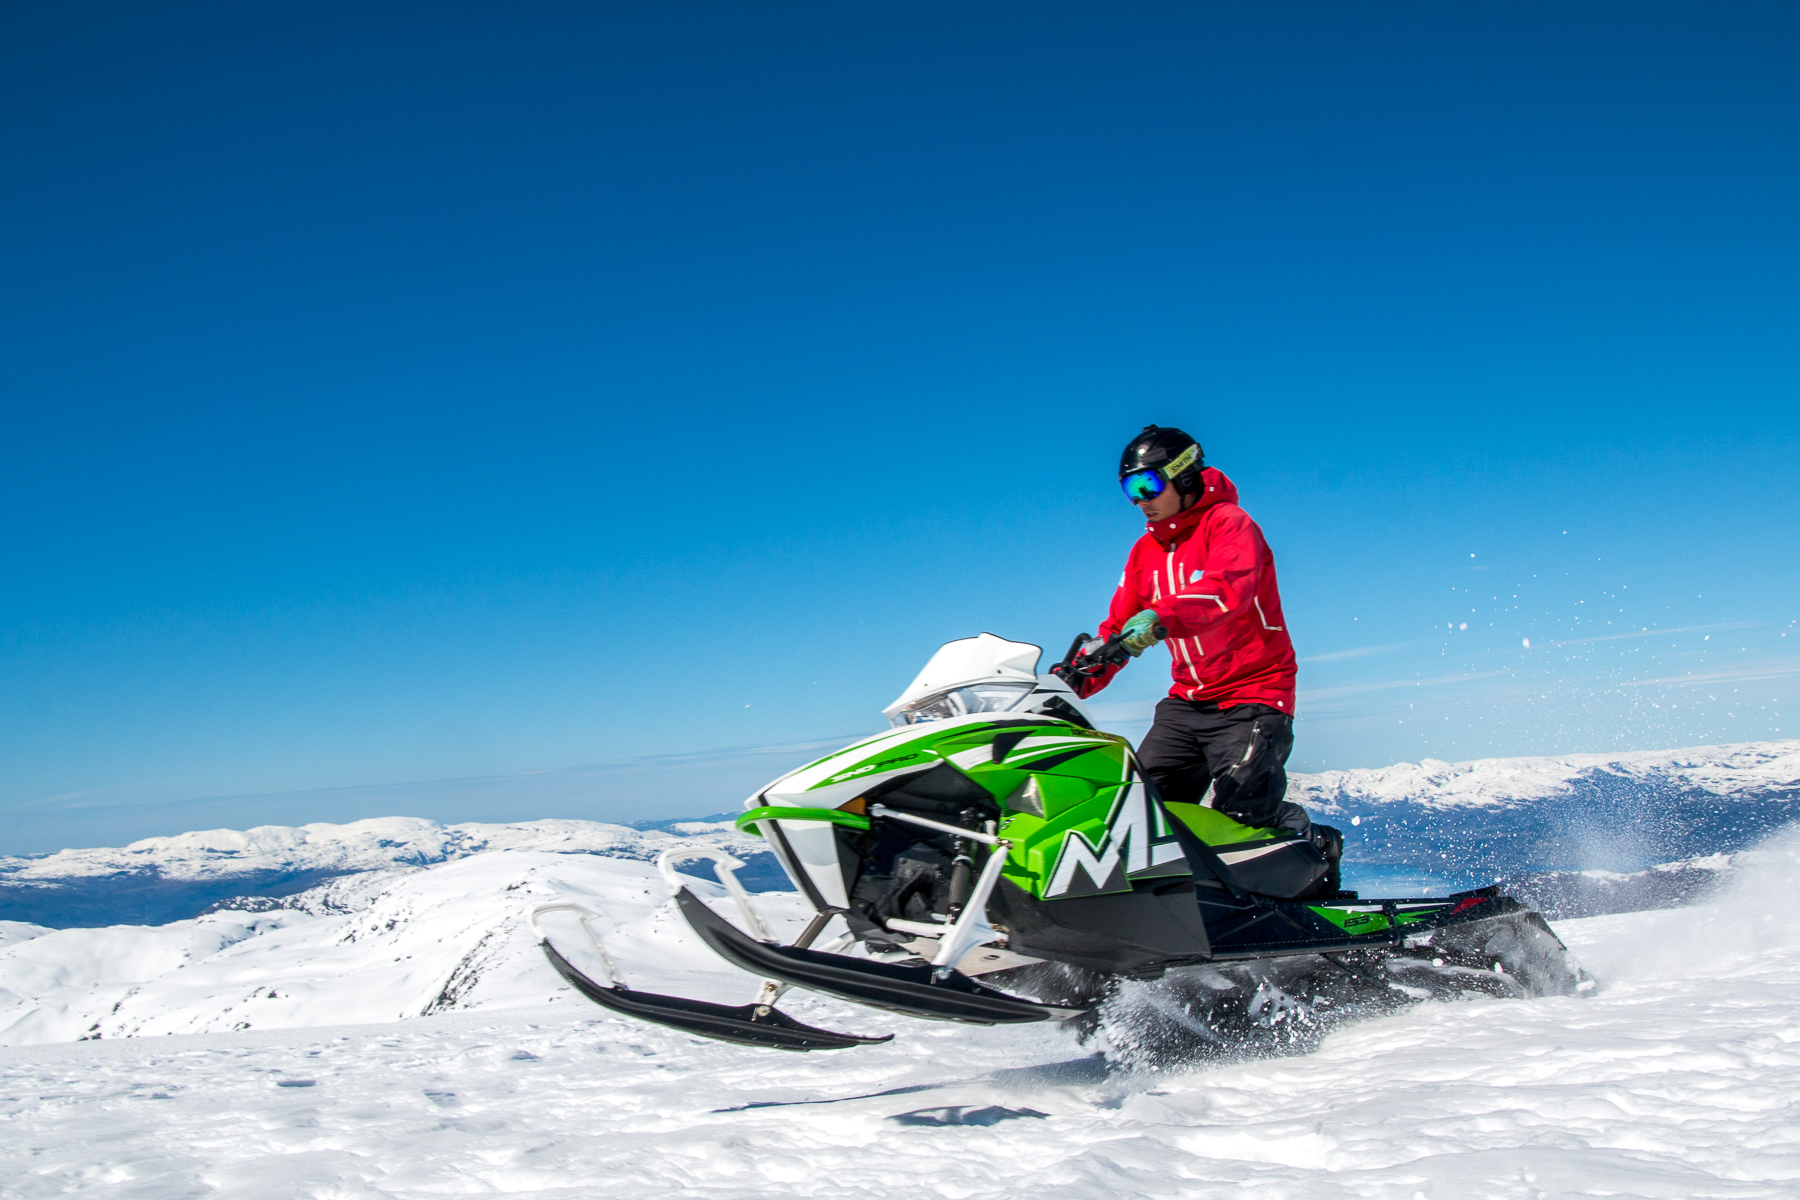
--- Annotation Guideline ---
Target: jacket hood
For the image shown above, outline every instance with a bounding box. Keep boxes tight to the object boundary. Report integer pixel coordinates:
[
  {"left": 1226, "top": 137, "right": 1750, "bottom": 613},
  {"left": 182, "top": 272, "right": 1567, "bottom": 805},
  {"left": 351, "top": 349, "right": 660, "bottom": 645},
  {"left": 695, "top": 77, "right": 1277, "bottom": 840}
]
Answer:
[{"left": 1144, "top": 467, "right": 1237, "bottom": 547}]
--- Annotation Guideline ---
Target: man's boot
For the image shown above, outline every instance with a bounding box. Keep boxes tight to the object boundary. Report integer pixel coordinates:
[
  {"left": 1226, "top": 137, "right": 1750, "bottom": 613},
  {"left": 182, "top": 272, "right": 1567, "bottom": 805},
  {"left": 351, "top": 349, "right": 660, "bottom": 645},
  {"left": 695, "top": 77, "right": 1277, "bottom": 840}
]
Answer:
[{"left": 1309, "top": 823, "right": 1344, "bottom": 895}]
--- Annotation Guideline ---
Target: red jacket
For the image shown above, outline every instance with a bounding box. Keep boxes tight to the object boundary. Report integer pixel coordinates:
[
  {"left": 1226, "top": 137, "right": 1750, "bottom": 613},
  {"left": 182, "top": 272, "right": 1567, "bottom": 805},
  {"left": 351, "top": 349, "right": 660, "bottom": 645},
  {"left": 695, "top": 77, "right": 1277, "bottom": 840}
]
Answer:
[{"left": 1082, "top": 468, "right": 1298, "bottom": 713}]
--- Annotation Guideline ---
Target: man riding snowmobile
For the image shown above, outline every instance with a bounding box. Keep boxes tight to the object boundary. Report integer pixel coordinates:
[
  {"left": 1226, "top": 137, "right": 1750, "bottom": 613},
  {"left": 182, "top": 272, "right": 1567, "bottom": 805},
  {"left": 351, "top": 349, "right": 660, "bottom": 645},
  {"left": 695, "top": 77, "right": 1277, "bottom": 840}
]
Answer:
[
  {"left": 528, "top": 431, "right": 1586, "bottom": 1054},
  {"left": 1053, "top": 425, "right": 1343, "bottom": 891}
]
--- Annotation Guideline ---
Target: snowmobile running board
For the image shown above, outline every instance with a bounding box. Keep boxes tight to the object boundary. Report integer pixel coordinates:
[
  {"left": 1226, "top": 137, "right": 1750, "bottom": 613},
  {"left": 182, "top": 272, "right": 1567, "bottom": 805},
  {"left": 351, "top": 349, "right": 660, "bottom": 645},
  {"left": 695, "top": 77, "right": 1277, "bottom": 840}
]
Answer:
[
  {"left": 674, "top": 888, "right": 1088, "bottom": 1026},
  {"left": 530, "top": 851, "right": 893, "bottom": 1052}
]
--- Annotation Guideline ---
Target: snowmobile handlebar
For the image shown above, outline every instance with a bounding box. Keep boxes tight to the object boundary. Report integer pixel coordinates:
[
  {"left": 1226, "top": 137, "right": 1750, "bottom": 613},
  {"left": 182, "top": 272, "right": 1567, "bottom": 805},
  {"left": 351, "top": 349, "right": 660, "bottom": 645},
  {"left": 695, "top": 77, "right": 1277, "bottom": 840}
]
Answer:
[{"left": 1050, "top": 623, "right": 1166, "bottom": 682}]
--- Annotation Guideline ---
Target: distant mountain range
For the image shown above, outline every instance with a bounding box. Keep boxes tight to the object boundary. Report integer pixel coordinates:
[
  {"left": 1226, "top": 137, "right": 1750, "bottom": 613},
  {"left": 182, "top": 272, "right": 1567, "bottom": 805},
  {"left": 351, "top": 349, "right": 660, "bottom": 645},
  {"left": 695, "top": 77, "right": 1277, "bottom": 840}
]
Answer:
[
  {"left": 3, "top": 740, "right": 1795, "bottom": 929},
  {"left": 0, "top": 817, "right": 773, "bottom": 928},
  {"left": 1294, "top": 739, "right": 1799, "bottom": 878}
]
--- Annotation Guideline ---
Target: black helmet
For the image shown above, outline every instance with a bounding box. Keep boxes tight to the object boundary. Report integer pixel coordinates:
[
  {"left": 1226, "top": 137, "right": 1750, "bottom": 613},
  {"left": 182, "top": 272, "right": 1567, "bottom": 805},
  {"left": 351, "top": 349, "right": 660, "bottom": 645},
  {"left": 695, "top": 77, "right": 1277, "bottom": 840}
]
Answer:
[{"left": 1118, "top": 425, "right": 1205, "bottom": 497}]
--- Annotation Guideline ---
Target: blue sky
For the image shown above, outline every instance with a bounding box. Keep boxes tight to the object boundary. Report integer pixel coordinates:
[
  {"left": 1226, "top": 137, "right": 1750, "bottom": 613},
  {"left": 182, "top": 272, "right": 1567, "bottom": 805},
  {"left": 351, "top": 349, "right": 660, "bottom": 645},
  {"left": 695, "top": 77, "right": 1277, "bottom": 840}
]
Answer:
[{"left": 3, "top": 1, "right": 1797, "bottom": 854}]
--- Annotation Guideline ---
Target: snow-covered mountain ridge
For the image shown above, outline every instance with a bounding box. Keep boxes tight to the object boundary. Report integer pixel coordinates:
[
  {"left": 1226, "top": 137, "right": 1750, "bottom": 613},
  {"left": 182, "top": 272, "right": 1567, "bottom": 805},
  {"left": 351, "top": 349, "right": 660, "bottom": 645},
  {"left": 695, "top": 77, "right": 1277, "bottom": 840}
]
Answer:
[
  {"left": 0, "top": 815, "right": 758, "bottom": 882},
  {"left": 0, "top": 817, "right": 769, "bottom": 929},
  {"left": 1293, "top": 738, "right": 1800, "bottom": 877}
]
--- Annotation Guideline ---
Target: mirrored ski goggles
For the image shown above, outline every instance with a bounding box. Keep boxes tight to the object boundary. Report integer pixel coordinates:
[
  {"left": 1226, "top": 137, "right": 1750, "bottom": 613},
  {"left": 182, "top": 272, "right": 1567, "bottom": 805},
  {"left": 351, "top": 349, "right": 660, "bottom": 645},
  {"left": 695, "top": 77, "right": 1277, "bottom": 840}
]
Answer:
[
  {"left": 1119, "top": 443, "right": 1199, "bottom": 502},
  {"left": 1120, "top": 468, "right": 1169, "bottom": 502}
]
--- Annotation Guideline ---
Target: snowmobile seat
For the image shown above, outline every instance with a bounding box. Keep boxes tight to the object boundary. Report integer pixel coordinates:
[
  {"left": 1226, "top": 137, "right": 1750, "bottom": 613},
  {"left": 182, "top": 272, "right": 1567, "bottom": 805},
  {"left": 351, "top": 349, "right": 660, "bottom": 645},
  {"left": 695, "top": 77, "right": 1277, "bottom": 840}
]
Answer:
[{"left": 1160, "top": 800, "right": 1330, "bottom": 900}]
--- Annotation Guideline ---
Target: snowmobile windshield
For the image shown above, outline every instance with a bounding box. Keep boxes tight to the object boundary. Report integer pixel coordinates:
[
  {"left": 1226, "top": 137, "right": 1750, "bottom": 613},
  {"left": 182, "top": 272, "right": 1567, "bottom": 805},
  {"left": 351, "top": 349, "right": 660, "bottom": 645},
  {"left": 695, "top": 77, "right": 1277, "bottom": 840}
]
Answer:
[{"left": 890, "top": 681, "right": 1034, "bottom": 727}]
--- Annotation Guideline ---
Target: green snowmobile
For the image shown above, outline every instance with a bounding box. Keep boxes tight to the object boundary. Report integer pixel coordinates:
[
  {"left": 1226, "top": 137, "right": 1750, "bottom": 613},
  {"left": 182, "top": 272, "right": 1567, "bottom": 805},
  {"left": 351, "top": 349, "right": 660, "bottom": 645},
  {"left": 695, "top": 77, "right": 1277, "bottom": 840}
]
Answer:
[{"left": 536, "top": 633, "right": 1587, "bottom": 1051}]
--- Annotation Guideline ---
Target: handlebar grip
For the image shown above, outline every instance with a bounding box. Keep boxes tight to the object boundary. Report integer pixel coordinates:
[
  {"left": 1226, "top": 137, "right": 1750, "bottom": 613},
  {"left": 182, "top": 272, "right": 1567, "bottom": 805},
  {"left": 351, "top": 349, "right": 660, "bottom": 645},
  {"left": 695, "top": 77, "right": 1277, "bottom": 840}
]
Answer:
[{"left": 1053, "top": 624, "right": 1165, "bottom": 679}]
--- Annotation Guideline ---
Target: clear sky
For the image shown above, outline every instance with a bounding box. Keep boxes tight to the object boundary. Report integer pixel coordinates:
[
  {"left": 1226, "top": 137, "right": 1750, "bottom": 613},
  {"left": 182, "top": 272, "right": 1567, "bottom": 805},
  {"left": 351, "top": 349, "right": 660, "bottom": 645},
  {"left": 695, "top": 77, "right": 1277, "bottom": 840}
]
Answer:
[{"left": 4, "top": 1, "right": 1797, "bottom": 854}]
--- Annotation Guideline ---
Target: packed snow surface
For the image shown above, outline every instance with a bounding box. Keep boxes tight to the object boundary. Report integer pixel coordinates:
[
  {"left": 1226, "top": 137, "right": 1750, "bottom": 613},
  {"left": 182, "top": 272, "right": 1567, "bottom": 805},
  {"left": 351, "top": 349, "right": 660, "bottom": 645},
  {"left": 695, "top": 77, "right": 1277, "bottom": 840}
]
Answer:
[{"left": 5, "top": 836, "right": 1800, "bottom": 1196}]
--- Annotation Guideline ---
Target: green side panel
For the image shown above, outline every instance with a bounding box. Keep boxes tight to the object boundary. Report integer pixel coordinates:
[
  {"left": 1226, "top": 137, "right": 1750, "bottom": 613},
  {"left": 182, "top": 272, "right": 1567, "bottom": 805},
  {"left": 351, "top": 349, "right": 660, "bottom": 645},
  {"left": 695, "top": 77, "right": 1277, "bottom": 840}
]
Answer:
[
  {"left": 1032, "top": 773, "right": 1099, "bottom": 816},
  {"left": 959, "top": 764, "right": 1028, "bottom": 805},
  {"left": 1009, "top": 745, "right": 1129, "bottom": 785},
  {"left": 1161, "top": 801, "right": 1282, "bottom": 848},
  {"left": 996, "top": 783, "right": 1125, "bottom": 899},
  {"left": 957, "top": 765, "right": 1098, "bottom": 819}
]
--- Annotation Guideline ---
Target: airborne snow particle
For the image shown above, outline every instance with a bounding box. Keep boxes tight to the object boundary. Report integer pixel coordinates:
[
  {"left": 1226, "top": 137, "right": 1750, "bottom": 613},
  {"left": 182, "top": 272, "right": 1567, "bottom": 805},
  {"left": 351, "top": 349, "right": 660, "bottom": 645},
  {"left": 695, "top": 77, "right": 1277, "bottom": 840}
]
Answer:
[
  {"left": 1522, "top": 638, "right": 1531, "bottom": 648},
  {"left": 1459, "top": 623, "right": 1468, "bottom": 631}
]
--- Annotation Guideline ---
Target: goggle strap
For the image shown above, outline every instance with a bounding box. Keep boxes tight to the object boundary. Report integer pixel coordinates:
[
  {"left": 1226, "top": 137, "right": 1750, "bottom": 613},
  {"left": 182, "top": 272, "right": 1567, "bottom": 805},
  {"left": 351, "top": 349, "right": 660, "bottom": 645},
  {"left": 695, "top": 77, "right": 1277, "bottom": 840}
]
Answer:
[{"left": 1161, "top": 443, "right": 1199, "bottom": 479}]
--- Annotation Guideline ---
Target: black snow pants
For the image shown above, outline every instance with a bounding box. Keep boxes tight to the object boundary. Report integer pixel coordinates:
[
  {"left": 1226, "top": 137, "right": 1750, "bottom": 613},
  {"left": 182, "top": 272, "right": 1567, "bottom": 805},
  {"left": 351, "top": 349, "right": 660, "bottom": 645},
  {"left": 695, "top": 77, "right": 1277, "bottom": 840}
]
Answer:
[{"left": 1136, "top": 697, "right": 1310, "bottom": 835}]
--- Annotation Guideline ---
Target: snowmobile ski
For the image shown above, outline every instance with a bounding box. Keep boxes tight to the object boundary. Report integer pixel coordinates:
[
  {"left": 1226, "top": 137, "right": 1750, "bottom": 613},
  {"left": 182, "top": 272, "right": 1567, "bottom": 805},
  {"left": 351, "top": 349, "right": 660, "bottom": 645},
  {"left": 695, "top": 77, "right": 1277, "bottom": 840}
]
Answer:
[
  {"left": 531, "top": 853, "right": 892, "bottom": 1052},
  {"left": 539, "top": 937, "right": 889, "bottom": 1051},
  {"left": 675, "top": 887, "right": 1085, "bottom": 1025}
]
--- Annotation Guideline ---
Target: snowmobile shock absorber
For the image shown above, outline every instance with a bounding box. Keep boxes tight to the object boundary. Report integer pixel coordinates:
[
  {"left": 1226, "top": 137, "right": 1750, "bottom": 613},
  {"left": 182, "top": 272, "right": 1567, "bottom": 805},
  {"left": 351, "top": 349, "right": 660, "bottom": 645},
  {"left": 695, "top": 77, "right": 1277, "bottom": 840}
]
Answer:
[{"left": 945, "top": 807, "right": 981, "bottom": 919}]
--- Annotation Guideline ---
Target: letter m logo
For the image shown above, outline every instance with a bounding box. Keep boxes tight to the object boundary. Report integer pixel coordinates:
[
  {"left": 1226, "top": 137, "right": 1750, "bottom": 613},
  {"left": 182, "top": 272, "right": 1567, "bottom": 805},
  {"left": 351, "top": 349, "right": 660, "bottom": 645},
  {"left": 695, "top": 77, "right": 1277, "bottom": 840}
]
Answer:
[
  {"left": 1044, "top": 781, "right": 1184, "bottom": 899},
  {"left": 1046, "top": 826, "right": 1128, "bottom": 897}
]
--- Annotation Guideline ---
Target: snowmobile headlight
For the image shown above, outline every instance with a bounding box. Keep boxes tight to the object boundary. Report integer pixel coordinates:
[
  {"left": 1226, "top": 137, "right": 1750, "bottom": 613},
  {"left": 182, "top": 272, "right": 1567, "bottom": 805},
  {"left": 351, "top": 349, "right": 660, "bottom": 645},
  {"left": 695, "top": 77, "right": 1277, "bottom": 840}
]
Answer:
[{"left": 891, "top": 681, "right": 1034, "bottom": 726}]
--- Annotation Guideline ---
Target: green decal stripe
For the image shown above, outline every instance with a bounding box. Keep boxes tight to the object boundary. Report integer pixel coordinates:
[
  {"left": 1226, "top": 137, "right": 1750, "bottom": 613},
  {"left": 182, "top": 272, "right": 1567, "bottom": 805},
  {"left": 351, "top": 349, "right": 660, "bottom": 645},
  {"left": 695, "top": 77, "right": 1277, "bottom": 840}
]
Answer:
[
  {"left": 1307, "top": 905, "right": 1394, "bottom": 933},
  {"left": 803, "top": 719, "right": 1129, "bottom": 791},
  {"left": 807, "top": 720, "right": 1007, "bottom": 789},
  {"left": 735, "top": 806, "right": 872, "bottom": 837}
]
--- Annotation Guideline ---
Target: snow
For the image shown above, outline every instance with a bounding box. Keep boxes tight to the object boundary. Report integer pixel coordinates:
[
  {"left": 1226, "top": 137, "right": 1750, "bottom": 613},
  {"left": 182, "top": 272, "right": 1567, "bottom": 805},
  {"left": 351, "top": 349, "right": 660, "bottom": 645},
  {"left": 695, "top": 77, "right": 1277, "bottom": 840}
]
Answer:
[
  {"left": 0, "top": 921, "right": 51, "bottom": 949},
  {"left": 4, "top": 834, "right": 1800, "bottom": 1195}
]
